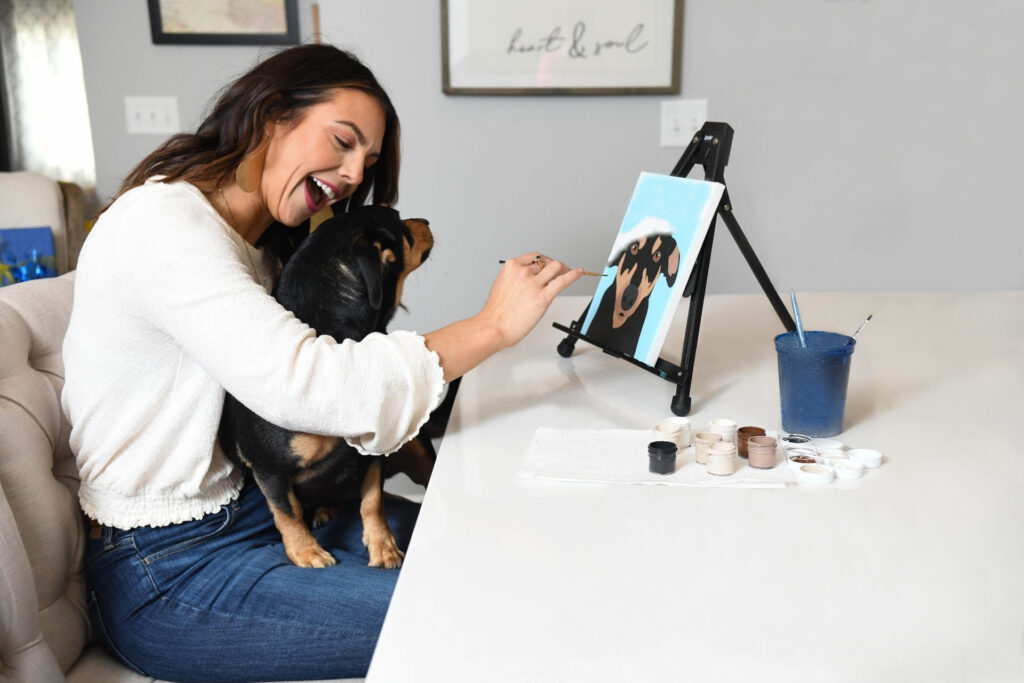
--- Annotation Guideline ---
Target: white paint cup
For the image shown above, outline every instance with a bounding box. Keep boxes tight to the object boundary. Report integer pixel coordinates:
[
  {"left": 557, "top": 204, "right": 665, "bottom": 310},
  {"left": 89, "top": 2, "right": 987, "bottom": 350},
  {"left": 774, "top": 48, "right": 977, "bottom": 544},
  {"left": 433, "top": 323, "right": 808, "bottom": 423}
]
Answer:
[
  {"left": 707, "top": 441, "right": 737, "bottom": 476},
  {"left": 653, "top": 422, "right": 683, "bottom": 449},
  {"left": 662, "top": 416, "right": 692, "bottom": 447},
  {"left": 708, "top": 418, "right": 737, "bottom": 443}
]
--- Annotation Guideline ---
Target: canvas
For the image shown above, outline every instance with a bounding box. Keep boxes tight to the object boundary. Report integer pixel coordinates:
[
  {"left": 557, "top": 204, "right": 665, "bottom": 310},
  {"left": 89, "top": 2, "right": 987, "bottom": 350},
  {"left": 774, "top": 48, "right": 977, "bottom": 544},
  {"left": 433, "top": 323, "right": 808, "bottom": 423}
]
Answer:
[{"left": 579, "top": 172, "right": 724, "bottom": 366}]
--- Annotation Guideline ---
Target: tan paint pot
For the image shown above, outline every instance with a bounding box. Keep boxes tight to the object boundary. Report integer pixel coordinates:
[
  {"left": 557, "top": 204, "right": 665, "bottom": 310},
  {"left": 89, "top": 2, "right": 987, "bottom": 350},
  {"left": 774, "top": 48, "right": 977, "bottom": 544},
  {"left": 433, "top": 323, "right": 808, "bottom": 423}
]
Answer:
[
  {"left": 747, "top": 435, "right": 778, "bottom": 469},
  {"left": 693, "top": 431, "right": 723, "bottom": 465}
]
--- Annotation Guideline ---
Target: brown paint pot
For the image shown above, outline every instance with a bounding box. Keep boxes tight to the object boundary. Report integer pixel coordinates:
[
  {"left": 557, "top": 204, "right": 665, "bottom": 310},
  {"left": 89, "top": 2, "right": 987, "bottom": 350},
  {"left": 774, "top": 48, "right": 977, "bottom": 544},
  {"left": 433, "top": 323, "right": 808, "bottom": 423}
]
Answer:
[
  {"left": 693, "top": 431, "right": 723, "bottom": 465},
  {"left": 747, "top": 435, "right": 778, "bottom": 469},
  {"left": 736, "top": 426, "right": 766, "bottom": 458}
]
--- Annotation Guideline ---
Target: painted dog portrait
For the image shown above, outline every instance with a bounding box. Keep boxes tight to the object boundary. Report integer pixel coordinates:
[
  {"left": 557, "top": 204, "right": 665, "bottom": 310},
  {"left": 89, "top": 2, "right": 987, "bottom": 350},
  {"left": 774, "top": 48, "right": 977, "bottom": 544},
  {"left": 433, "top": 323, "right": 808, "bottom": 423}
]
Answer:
[
  {"left": 585, "top": 232, "right": 680, "bottom": 358},
  {"left": 219, "top": 205, "right": 433, "bottom": 569}
]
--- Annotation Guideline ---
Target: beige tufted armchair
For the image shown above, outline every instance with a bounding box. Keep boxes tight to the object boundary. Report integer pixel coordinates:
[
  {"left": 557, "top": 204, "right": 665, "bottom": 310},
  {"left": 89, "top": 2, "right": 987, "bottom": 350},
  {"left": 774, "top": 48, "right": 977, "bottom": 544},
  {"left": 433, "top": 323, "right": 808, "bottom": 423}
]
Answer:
[
  {"left": 0, "top": 273, "right": 162, "bottom": 681},
  {"left": 0, "top": 274, "right": 362, "bottom": 682}
]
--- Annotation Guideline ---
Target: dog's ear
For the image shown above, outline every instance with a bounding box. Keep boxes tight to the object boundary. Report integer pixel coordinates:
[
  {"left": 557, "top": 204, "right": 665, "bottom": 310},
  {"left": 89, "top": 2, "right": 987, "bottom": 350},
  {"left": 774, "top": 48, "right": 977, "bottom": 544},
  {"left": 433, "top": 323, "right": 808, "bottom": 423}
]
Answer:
[
  {"left": 354, "top": 244, "right": 385, "bottom": 309},
  {"left": 664, "top": 239, "right": 681, "bottom": 288}
]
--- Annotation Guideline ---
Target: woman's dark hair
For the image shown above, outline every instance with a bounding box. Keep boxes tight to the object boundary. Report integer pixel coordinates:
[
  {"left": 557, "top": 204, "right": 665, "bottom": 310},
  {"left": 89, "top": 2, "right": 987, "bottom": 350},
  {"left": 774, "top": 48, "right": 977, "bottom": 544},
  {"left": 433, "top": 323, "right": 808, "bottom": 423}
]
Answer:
[{"left": 104, "top": 44, "right": 400, "bottom": 213}]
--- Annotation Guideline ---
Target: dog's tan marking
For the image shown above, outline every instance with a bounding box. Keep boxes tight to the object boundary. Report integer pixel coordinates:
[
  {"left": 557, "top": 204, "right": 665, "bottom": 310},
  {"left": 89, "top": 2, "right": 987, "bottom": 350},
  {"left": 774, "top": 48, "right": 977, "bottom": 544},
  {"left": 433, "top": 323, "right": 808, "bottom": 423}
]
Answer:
[
  {"left": 360, "top": 459, "right": 404, "bottom": 569},
  {"left": 373, "top": 241, "right": 396, "bottom": 268},
  {"left": 611, "top": 236, "right": 662, "bottom": 328},
  {"left": 393, "top": 218, "right": 434, "bottom": 310},
  {"left": 290, "top": 433, "right": 339, "bottom": 466},
  {"left": 269, "top": 490, "right": 335, "bottom": 568}
]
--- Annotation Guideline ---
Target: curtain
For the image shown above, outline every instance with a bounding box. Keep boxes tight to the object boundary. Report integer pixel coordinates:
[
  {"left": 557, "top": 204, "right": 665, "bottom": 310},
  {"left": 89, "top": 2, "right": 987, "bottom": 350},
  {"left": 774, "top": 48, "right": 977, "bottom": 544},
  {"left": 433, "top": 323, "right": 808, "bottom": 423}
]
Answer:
[{"left": 0, "top": 0, "right": 95, "bottom": 188}]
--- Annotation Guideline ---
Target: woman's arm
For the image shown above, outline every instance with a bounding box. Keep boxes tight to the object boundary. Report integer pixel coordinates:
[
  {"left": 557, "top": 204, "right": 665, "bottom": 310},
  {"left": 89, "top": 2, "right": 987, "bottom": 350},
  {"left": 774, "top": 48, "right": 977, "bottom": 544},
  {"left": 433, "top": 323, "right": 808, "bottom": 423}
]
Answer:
[{"left": 423, "top": 254, "right": 583, "bottom": 382}]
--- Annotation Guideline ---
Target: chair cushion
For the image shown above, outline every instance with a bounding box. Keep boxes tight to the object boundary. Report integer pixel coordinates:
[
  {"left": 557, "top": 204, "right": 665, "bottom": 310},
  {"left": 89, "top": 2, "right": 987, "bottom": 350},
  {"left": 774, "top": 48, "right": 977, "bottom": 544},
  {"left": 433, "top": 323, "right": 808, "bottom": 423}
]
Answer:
[{"left": 0, "top": 273, "right": 90, "bottom": 674}]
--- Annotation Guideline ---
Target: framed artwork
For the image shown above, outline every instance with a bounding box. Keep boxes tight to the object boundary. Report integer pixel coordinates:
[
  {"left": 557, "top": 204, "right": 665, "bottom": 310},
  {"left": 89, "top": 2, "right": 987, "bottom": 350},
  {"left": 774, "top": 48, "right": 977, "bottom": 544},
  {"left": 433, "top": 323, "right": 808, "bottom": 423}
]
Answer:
[
  {"left": 441, "top": 0, "right": 683, "bottom": 95},
  {"left": 148, "top": 0, "right": 299, "bottom": 46},
  {"left": 579, "top": 173, "right": 723, "bottom": 367}
]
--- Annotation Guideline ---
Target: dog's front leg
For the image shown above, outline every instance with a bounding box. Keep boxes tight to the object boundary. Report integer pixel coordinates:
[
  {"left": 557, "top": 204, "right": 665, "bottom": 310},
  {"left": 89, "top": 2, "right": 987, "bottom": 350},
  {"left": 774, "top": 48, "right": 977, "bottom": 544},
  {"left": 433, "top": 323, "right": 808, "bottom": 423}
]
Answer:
[
  {"left": 252, "top": 468, "right": 336, "bottom": 568},
  {"left": 360, "top": 457, "right": 404, "bottom": 569}
]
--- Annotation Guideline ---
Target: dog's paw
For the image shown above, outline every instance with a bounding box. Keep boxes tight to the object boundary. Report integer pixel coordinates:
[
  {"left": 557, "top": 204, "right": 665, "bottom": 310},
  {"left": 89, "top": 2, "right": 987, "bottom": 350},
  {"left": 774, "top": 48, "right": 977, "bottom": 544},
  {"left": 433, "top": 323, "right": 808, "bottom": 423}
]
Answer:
[
  {"left": 364, "top": 531, "right": 404, "bottom": 569},
  {"left": 289, "top": 543, "right": 337, "bottom": 569}
]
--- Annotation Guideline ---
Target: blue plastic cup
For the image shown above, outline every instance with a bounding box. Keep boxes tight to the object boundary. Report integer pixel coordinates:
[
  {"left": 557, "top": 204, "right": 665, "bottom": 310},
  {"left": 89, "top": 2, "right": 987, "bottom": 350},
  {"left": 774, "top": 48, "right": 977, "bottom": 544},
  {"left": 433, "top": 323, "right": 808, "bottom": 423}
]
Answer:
[{"left": 774, "top": 331, "right": 855, "bottom": 437}]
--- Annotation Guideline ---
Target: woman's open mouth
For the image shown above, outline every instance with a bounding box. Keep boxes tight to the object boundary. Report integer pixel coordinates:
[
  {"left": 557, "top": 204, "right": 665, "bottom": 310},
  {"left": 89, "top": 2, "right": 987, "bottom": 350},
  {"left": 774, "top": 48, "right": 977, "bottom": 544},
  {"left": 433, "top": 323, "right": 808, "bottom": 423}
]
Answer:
[{"left": 305, "top": 176, "right": 337, "bottom": 212}]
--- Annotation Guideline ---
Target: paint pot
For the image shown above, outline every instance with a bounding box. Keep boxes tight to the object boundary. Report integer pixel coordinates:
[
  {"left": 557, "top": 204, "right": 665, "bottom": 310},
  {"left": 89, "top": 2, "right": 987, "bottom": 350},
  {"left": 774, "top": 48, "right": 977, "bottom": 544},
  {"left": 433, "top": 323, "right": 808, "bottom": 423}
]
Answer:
[
  {"left": 795, "top": 463, "right": 834, "bottom": 486},
  {"left": 736, "top": 425, "right": 766, "bottom": 458},
  {"left": 747, "top": 435, "right": 778, "bottom": 469},
  {"left": 775, "top": 331, "right": 855, "bottom": 437},
  {"left": 653, "top": 422, "right": 683, "bottom": 449},
  {"left": 834, "top": 459, "right": 865, "bottom": 480},
  {"left": 693, "top": 431, "right": 723, "bottom": 465},
  {"left": 663, "top": 416, "right": 692, "bottom": 447},
  {"left": 706, "top": 441, "right": 737, "bottom": 476},
  {"left": 818, "top": 449, "right": 847, "bottom": 466},
  {"left": 708, "top": 418, "right": 738, "bottom": 443},
  {"left": 779, "top": 433, "right": 813, "bottom": 451},
  {"left": 848, "top": 448, "right": 883, "bottom": 468},
  {"left": 648, "top": 440, "right": 677, "bottom": 475},
  {"left": 786, "top": 448, "right": 822, "bottom": 472},
  {"left": 812, "top": 438, "right": 844, "bottom": 453}
]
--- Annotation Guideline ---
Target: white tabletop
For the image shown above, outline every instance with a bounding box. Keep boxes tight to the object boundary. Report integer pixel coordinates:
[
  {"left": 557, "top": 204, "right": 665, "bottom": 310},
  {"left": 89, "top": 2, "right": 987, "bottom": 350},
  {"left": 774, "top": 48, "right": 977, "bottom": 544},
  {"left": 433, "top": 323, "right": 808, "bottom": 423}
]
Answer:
[{"left": 368, "top": 291, "right": 1024, "bottom": 682}]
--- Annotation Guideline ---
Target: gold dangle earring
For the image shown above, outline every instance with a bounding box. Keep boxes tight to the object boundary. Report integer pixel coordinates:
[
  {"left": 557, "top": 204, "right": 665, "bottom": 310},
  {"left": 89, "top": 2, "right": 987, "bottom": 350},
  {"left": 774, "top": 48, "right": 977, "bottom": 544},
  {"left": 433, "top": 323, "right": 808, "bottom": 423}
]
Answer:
[{"left": 235, "top": 139, "right": 268, "bottom": 193}]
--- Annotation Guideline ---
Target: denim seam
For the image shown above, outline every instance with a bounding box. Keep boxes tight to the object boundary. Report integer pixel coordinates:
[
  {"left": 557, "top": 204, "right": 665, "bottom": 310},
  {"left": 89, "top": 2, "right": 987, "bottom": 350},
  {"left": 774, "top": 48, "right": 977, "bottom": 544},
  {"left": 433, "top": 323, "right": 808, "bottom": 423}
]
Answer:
[
  {"left": 160, "top": 590, "right": 380, "bottom": 644},
  {"left": 140, "top": 505, "right": 235, "bottom": 565}
]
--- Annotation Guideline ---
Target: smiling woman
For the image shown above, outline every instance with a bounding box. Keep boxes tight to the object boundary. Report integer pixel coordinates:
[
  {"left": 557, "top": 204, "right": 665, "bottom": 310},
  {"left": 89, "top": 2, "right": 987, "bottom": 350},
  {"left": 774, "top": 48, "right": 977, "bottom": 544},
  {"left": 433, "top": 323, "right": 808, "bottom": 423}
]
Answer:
[{"left": 63, "top": 43, "right": 581, "bottom": 682}]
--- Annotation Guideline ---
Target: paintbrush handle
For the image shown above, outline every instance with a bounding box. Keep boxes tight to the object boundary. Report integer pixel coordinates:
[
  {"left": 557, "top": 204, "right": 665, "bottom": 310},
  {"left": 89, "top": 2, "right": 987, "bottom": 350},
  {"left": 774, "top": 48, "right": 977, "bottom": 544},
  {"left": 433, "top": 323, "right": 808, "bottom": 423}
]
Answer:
[{"left": 790, "top": 290, "right": 808, "bottom": 348}]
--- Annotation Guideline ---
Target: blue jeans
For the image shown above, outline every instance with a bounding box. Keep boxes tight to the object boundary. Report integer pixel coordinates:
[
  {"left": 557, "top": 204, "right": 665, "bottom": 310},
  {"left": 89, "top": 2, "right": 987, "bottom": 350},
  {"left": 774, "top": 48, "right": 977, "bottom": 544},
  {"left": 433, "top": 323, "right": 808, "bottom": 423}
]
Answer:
[{"left": 83, "top": 478, "right": 419, "bottom": 682}]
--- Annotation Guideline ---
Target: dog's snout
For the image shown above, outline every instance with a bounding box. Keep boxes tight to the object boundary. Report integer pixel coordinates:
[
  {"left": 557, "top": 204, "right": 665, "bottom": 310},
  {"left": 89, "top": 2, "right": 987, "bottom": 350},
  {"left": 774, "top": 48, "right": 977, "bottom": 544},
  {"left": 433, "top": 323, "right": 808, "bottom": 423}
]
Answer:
[{"left": 620, "top": 284, "right": 638, "bottom": 311}]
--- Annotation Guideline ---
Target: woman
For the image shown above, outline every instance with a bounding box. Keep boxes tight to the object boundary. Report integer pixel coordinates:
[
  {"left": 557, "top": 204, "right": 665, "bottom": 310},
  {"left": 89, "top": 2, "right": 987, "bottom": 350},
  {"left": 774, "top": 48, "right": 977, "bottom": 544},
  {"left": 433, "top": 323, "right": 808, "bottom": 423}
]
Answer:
[{"left": 63, "top": 44, "right": 581, "bottom": 681}]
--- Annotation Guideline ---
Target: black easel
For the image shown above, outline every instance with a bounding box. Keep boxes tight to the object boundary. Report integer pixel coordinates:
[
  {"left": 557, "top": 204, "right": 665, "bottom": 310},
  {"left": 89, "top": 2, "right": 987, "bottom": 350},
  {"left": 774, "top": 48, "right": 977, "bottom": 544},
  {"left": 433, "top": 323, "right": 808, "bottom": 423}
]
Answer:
[{"left": 553, "top": 122, "right": 796, "bottom": 416}]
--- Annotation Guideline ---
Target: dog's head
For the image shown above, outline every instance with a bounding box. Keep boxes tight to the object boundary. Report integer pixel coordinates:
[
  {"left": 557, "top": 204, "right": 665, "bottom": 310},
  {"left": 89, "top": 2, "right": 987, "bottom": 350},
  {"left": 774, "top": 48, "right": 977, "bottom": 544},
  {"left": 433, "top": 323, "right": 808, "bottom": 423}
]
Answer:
[
  {"left": 607, "top": 233, "right": 679, "bottom": 329},
  {"left": 275, "top": 205, "right": 433, "bottom": 339}
]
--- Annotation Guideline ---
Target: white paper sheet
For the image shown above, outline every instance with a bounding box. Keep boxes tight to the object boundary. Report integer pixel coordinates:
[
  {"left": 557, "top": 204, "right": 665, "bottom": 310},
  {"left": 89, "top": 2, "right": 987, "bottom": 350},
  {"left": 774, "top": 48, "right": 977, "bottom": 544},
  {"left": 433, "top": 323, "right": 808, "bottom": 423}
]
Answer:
[{"left": 519, "top": 428, "right": 794, "bottom": 488}]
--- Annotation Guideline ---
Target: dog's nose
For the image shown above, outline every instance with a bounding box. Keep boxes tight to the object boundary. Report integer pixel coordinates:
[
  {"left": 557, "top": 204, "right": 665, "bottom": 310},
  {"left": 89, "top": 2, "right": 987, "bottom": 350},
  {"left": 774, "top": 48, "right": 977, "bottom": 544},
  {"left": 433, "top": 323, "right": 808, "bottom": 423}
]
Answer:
[{"left": 621, "top": 284, "right": 638, "bottom": 310}]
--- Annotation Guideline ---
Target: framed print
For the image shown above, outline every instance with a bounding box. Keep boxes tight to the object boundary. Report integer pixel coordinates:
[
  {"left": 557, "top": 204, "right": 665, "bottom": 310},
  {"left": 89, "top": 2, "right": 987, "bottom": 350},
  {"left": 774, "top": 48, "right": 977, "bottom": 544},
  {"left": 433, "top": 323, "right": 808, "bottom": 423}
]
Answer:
[
  {"left": 148, "top": 0, "right": 299, "bottom": 46},
  {"left": 441, "top": 0, "right": 682, "bottom": 95}
]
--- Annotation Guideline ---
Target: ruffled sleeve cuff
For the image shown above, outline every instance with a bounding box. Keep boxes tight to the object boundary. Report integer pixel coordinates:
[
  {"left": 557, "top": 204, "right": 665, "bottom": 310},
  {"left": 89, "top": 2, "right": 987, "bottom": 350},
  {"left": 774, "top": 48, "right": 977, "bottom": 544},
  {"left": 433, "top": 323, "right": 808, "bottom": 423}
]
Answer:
[{"left": 344, "top": 330, "right": 446, "bottom": 456}]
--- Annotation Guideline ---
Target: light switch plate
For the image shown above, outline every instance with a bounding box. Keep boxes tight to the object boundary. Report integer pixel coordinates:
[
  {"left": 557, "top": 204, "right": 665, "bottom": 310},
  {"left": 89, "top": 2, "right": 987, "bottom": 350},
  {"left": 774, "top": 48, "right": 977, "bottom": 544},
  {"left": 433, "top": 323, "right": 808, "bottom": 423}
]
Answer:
[
  {"left": 125, "top": 96, "right": 180, "bottom": 135},
  {"left": 660, "top": 99, "right": 708, "bottom": 147}
]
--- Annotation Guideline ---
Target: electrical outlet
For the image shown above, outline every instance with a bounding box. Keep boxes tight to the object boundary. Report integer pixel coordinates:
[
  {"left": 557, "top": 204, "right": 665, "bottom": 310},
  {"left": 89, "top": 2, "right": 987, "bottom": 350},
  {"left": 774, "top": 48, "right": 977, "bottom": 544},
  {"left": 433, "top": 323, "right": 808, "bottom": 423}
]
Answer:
[
  {"left": 660, "top": 99, "right": 708, "bottom": 147},
  {"left": 124, "top": 96, "right": 180, "bottom": 135}
]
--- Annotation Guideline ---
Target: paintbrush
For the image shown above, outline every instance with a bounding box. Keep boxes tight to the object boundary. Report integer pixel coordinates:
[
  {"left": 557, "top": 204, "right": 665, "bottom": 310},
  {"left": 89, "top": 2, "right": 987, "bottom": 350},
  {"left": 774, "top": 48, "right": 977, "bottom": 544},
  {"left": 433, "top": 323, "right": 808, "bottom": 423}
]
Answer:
[
  {"left": 851, "top": 313, "right": 873, "bottom": 340},
  {"left": 789, "top": 289, "right": 808, "bottom": 348},
  {"left": 498, "top": 258, "right": 608, "bottom": 276}
]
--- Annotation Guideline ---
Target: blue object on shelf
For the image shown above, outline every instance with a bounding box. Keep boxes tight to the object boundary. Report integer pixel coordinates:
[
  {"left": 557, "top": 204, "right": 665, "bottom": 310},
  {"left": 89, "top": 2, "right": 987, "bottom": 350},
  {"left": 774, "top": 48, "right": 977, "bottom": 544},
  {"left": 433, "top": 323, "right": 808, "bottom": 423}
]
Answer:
[{"left": 0, "top": 227, "right": 56, "bottom": 286}]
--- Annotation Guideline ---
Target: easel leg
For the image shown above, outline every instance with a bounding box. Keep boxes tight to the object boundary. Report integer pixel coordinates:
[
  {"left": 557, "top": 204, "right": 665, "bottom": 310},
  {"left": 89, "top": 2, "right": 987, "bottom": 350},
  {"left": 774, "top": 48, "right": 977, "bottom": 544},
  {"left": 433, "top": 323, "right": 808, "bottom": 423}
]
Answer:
[
  {"left": 718, "top": 192, "right": 795, "bottom": 331},
  {"left": 673, "top": 220, "right": 717, "bottom": 416}
]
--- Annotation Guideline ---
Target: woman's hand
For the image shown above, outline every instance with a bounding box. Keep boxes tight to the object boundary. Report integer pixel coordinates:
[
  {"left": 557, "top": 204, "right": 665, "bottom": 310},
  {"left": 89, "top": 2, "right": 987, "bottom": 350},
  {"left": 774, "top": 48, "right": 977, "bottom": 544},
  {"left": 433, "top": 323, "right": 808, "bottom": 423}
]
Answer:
[
  {"left": 480, "top": 253, "right": 583, "bottom": 348},
  {"left": 422, "top": 253, "right": 583, "bottom": 382}
]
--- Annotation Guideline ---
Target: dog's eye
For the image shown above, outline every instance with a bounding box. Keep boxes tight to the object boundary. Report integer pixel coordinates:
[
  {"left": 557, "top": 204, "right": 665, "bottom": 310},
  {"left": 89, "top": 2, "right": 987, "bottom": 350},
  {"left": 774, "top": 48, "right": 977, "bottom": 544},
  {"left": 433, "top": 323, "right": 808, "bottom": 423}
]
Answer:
[
  {"left": 630, "top": 242, "right": 639, "bottom": 255},
  {"left": 653, "top": 250, "right": 662, "bottom": 263}
]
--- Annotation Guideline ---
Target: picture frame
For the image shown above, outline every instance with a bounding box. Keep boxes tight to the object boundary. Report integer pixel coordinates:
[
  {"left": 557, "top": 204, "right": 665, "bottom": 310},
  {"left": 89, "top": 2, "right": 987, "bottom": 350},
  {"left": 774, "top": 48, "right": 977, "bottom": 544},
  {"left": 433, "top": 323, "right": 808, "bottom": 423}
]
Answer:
[
  {"left": 148, "top": 0, "right": 299, "bottom": 46},
  {"left": 441, "top": 0, "right": 682, "bottom": 95}
]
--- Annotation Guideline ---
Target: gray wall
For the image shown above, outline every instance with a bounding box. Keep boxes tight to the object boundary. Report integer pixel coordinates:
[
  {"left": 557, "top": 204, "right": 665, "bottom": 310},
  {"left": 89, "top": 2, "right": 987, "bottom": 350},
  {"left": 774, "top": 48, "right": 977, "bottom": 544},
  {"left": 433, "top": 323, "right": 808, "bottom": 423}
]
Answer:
[{"left": 72, "top": 1, "right": 1024, "bottom": 335}]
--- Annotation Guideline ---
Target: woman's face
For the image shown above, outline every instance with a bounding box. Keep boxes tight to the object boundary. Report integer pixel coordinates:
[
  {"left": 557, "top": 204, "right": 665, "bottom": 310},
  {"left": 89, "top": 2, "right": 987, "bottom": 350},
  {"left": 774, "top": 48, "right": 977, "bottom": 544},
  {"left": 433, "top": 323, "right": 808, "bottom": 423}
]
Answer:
[{"left": 261, "top": 88, "right": 386, "bottom": 226}]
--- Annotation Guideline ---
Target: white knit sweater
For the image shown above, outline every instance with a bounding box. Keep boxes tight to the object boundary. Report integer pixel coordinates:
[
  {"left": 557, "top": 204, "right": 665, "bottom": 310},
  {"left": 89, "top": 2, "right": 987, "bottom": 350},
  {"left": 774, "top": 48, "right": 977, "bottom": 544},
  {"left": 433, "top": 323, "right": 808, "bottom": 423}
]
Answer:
[{"left": 62, "top": 180, "right": 444, "bottom": 529}]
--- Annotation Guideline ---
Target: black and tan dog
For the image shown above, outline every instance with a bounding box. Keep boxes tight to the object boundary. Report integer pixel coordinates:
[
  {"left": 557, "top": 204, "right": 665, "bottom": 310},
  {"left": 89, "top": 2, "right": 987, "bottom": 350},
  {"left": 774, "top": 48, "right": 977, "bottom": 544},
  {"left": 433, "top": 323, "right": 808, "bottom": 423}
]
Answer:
[
  {"left": 587, "top": 233, "right": 680, "bottom": 357},
  {"left": 220, "top": 205, "right": 433, "bottom": 569}
]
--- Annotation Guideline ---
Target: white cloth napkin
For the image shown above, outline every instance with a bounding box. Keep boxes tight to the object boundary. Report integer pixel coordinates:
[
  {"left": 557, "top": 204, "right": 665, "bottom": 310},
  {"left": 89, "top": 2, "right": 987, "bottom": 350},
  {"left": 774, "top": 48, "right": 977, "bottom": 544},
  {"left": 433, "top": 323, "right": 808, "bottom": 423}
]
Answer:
[{"left": 519, "top": 428, "right": 794, "bottom": 488}]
